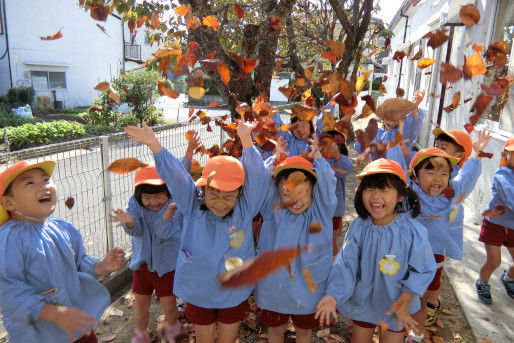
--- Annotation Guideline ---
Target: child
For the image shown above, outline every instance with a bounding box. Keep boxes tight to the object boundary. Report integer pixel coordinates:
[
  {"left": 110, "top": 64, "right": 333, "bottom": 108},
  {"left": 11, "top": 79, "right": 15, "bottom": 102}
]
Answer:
[
  {"left": 386, "top": 130, "right": 490, "bottom": 333},
  {"left": 315, "top": 158, "right": 436, "bottom": 342},
  {"left": 318, "top": 128, "right": 354, "bottom": 256},
  {"left": 356, "top": 90, "right": 426, "bottom": 163},
  {"left": 278, "top": 106, "right": 316, "bottom": 156},
  {"left": 433, "top": 128, "right": 473, "bottom": 178},
  {"left": 0, "top": 161, "right": 125, "bottom": 343},
  {"left": 255, "top": 135, "right": 337, "bottom": 343},
  {"left": 475, "top": 137, "right": 514, "bottom": 304},
  {"left": 124, "top": 119, "right": 268, "bottom": 343},
  {"left": 112, "top": 162, "right": 188, "bottom": 343}
]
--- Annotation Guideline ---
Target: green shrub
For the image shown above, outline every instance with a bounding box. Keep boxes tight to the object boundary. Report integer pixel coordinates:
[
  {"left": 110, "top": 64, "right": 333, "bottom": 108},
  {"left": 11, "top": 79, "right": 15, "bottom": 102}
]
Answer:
[
  {"left": 0, "top": 113, "right": 38, "bottom": 128},
  {"left": 6, "top": 87, "right": 35, "bottom": 108},
  {"left": 6, "top": 121, "right": 86, "bottom": 150},
  {"left": 203, "top": 78, "right": 219, "bottom": 96}
]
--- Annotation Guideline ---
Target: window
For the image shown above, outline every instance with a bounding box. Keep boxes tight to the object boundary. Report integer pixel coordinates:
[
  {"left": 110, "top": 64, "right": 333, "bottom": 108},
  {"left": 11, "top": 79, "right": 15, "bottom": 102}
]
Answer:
[
  {"left": 30, "top": 71, "right": 66, "bottom": 90},
  {"left": 488, "top": 0, "right": 514, "bottom": 127}
]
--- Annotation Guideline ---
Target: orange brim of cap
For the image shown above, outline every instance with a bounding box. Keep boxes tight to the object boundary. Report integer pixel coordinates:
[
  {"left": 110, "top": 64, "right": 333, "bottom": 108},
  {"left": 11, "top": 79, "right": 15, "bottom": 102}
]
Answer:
[
  {"left": 274, "top": 164, "right": 317, "bottom": 179},
  {"left": 408, "top": 148, "right": 460, "bottom": 176},
  {"left": 0, "top": 160, "right": 56, "bottom": 226},
  {"left": 195, "top": 177, "right": 242, "bottom": 192},
  {"left": 191, "top": 167, "right": 204, "bottom": 174},
  {"left": 133, "top": 178, "right": 165, "bottom": 187}
]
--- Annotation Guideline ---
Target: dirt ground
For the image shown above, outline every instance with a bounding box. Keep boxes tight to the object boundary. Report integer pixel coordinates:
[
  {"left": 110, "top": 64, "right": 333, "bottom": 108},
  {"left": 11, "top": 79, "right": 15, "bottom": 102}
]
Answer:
[{"left": 92, "top": 146, "right": 477, "bottom": 343}]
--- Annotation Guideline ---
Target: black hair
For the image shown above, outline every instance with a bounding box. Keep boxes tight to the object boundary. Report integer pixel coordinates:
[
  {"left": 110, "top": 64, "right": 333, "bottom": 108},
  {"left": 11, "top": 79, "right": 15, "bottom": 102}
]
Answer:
[
  {"left": 322, "top": 131, "right": 349, "bottom": 156},
  {"left": 275, "top": 168, "right": 317, "bottom": 188},
  {"left": 3, "top": 182, "right": 13, "bottom": 196},
  {"left": 354, "top": 173, "right": 421, "bottom": 219},
  {"left": 134, "top": 183, "right": 170, "bottom": 207},
  {"left": 291, "top": 116, "right": 315, "bottom": 135},
  {"left": 413, "top": 156, "right": 453, "bottom": 177},
  {"left": 436, "top": 134, "right": 465, "bottom": 152}
]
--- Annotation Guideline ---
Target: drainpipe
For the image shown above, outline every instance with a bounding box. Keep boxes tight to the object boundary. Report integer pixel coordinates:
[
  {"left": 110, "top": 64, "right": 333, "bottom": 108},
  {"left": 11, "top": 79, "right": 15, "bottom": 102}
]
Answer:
[
  {"left": 397, "top": 12, "right": 409, "bottom": 90},
  {"left": 0, "top": 0, "right": 13, "bottom": 88}
]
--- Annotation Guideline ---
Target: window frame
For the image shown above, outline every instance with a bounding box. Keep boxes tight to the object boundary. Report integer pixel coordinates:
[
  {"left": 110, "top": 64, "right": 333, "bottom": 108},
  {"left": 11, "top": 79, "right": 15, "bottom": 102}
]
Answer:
[{"left": 30, "top": 70, "right": 67, "bottom": 90}]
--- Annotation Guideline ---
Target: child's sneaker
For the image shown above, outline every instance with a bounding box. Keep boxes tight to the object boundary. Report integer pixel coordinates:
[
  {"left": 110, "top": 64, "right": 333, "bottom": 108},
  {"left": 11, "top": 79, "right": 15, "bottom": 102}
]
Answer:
[
  {"left": 131, "top": 329, "right": 150, "bottom": 343},
  {"left": 164, "top": 322, "right": 182, "bottom": 343},
  {"left": 425, "top": 300, "right": 441, "bottom": 326},
  {"left": 500, "top": 270, "right": 514, "bottom": 299},
  {"left": 475, "top": 279, "right": 492, "bottom": 304}
]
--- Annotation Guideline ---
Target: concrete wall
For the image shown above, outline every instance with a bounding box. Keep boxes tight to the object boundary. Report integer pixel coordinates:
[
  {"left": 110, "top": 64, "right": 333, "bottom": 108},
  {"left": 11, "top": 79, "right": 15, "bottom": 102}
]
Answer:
[
  {"left": 386, "top": 0, "right": 513, "bottom": 220},
  {"left": 0, "top": 0, "right": 11, "bottom": 95}
]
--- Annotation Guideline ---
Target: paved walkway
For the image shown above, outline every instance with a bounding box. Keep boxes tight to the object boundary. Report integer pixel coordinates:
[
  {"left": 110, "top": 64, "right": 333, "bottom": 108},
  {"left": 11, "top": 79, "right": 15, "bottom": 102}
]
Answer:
[{"left": 445, "top": 201, "right": 514, "bottom": 342}]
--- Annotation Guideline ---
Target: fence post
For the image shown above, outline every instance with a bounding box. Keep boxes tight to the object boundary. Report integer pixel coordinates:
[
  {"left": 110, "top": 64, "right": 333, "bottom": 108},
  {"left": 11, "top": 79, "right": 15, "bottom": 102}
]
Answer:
[
  {"left": 100, "top": 136, "right": 114, "bottom": 252},
  {"left": 219, "top": 123, "right": 224, "bottom": 147}
]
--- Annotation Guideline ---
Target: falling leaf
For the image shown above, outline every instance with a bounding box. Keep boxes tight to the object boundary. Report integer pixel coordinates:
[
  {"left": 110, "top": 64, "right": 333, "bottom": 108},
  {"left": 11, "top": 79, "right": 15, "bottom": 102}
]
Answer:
[
  {"left": 279, "top": 85, "right": 297, "bottom": 100},
  {"left": 158, "top": 81, "right": 179, "bottom": 99},
  {"left": 94, "top": 81, "right": 110, "bottom": 91},
  {"left": 229, "top": 53, "right": 258, "bottom": 78},
  {"left": 379, "top": 84, "right": 387, "bottom": 93},
  {"left": 217, "top": 64, "right": 231, "bottom": 86},
  {"left": 149, "top": 12, "right": 160, "bottom": 30},
  {"left": 106, "top": 158, "right": 147, "bottom": 174},
  {"left": 326, "top": 40, "right": 345, "bottom": 59},
  {"left": 356, "top": 70, "right": 372, "bottom": 93},
  {"left": 417, "top": 58, "right": 435, "bottom": 69},
  {"left": 459, "top": 4, "right": 480, "bottom": 27},
  {"left": 463, "top": 52, "right": 486, "bottom": 79},
  {"left": 40, "top": 30, "right": 63, "bottom": 40},
  {"left": 477, "top": 151, "right": 494, "bottom": 158},
  {"left": 65, "top": 197, "right": 75, "bottom": 209},
  {"left": 376, "top": 98, "right": 415, "bottom": 121},
  {"left": 209, "top": 101, "right": 220, "bottom": 108},
  {"left": 302, "top": 268, "right": 318, "bottom": 293},
  {"left": 234, "top": 4, "right": 245, "bottom": 19},
  {"left": 230, "top": 230, "right": 245, "bottom": 248},
  {"left": 107, "top": 88, "right": 122, "bottom": 105},
  {"left": 96, "top": 24, "right": 110, "bottom": 36},
  {"left": 482, "top": 204, "right": 506, "bottom": 218},
  {"left": 464, "top": 97, "right": 473, "bottom": 103},
  {"left": 89, "top": 105, "right": 103, "bottom": 112},
  {"left": 219, "top": 246, "right": 303, "bottom": 287},
  {"left": 309, "top": 222, "right": 322, "bottom": 234},
  {"left": 379, "top": 319, "right": 390, "bottom": 334},
  {"left": 485, "top": 41, "right": 508, "bottom": 68},
  {"left": 442, "top": 187, "right": 455, "bottom": 200},
  {"left": 269, "top": 15, "right": 282, "bottom": 30},
  {"left": 188, "top": 87, "right": 206, "bottom": 100},
  {"left": 470, "top": 93, "right": 493, "bottom": 123},
  {"left": 88, "top": 3, "right": 109, "bottom": 21},
  {"left": 423, "top": 29, "right": 450, "bottom": 50},
  {"left": 285, "top": 171, "right": 306, "bottom": 190},
  {"left": 321, "top": 51, "right": 337, "bottom": 63},
  {"left": 449, "top": 206, "right": 459, "bottom": 222},
  {"left": 186, "top": 13, "right": 201, "bottom": 30},
  {"left": 203, "top": 16, "right": 219, "bottom": 31},
  {"left": 175, "top": 4, "right": 188, "bottom": 17},
  {"left": 392, "top": 50, "right": 406, "bottom": 62},
  {"left": 480, "top": 82, "right": 502, "bottom": 97},
  {"left": 410, "top": 48, "right": 423, "bottom": 60}
]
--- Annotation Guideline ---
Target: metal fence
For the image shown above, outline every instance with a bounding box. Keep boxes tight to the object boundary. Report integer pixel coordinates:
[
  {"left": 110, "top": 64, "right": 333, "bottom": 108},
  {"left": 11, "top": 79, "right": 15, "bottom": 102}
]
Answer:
[{"left": 0, "top": 119, "right": 227, "bottom": 259}]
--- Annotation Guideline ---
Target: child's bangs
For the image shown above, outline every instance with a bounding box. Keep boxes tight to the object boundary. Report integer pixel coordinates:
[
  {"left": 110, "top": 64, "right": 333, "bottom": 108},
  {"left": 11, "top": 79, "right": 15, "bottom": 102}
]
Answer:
[
  {"left": 419, "top": 156, "right": 452, "bottom": 172},
  {"left": 360, "top": 173, "right": 400, "bottom": 191}
]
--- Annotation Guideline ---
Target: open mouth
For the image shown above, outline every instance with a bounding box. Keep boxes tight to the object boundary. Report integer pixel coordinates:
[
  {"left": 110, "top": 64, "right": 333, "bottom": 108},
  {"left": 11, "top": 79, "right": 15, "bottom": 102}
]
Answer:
[
  {"left": 289, "top": 201, "right": 305, "bottom": 212},
  {"left": 39, "top": 195, "right": 52, "bottom": 203},
  {"left": 429, "top": 184, "right": 442, "bottom": 193},
  {"left": 370, "top": 202, "right": 385, "bottom": 211}
]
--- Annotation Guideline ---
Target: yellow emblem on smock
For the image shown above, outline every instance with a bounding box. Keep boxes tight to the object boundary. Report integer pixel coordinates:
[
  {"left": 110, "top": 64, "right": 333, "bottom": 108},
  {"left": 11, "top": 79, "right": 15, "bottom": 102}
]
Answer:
[{"left": 379, "top": 254, "right": 400, "bottom": 275}]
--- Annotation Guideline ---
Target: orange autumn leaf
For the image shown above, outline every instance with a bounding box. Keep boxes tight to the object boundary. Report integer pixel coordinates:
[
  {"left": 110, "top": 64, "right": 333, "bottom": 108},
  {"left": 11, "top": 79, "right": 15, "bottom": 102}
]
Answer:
[
  {"left": 154, "top": 48, "right": 182, "bottom": 59},
  {"left": 279, "top": 85, "right": 297, "bottom": 100},
  {"left": 187, "top": 41, "right": 199, "bottom": 67},
  {"left": 106, "top": 158, "right": 147, "bottom": 174},
  {"left": 295, "top": 78, "right": 306, "bottom": 87},
  {"left": 485, "top": 41, "right": 508, "bottom": 68},
  {"left": 136, "top": 16, "right": 147, "bottom": 28},
  {"left": 379, "top": 83, "right": 387, "bottom": 93},
  {"left": 459, "top": 4, "right": 480, "bottom": 27},
  {"left": 209, "top": 101, "right": 220, "bottom": 108},
  {"left": 321, "top": 51, "right": 337, "bottom": 63},
  {"left": 217, "top": 64, "right": 231, "bottom": 86},
  {"left": 186, "top": 14, "right": 201, "bottom": 30},
  {"left": 40, "top": 30, "right": 63, "bottom": 40},
  {"left": 410, "top": 48, "right": 423, "bottom": 60},
  {"left": 423, "top": 29, "right": 449, "bottom": 50},
  {"left": 174, "top": 4, "right": 188, "bottom": 17},
  {"left": 464, "top": 123, "right": 474, "bottom": 133},
  {"left": 470, "top": 93, "right": 493, "bottom": 123},
  {"left": 285, "top": 171, "right": 306, "bottom": 190},
  {"left": 188, "top": 87, "right": 206, "bottom": 100},
  {"left": 482, "top": 204, "right": 506, "bottom": 218},
  {"left": 150, "top": 12, "right": 160, "bottom": 30},
  {"left": 233, "top": 4, "right": 245, "bottom": 19},
  {"left": 361, "top": 95, "right": 376, "bottom": 112},
  {"left": 107, "top": 88, "right": 122, "bottom": 105},
  {"left": 417, "top": 58, "right": 435, "bottom": 69},
  {"left": 94, "top": 81, "right": 110, "bottom": 91},
  {"left": 203, "top": 16, "right": 219, "bottom": 31},
  {"left": 392, "top": 50, "right": 406, "bottom": 62},
  {"left": 452, "top": 91, "right": 461, "bottom": 109},
  {"left": 96, "top": 24, "right": 109, "bottom": 36},
  {"left": 302, "top": 268, "right": 318, "bottom": 293},
  {"left": 269, "top": 15, "right": 282, "bottom": 30},
  {"left": 159, "top": 57, "right": 171, "bottom": 77},
  {"left": 327, "top": 40, "right": 345, "bottom": 59},
  {"left": 157, "top": 80, "right": 179, "bottom": 99},
  {"left": 88, "top": 3, "right": 109, "bottom": 21},
  {"left": 309, "top": 222, "right": 323, "bottom": 234},
  {"left": 463, "top": 51, "right": 486, "bottom": 79},
  {"left": 219, "top": 246, "right": 303, "bottom": 287}
]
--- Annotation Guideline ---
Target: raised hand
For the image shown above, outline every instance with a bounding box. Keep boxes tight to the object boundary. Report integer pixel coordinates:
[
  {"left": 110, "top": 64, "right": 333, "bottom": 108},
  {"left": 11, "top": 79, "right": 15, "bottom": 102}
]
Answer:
[
  {"left": 412, "top": 90, "right": 425, "bottom": 106},
  {"left": 237, "top": 114, "right": 258, "bottom": 149},
  {"left": 185, "top": 131, "right": 201, "bottom": 161},
  {"left": 327, "top": 141, "right": 341, "bottom": 161},
  {"left": 163, "top": 203, "right": 177, "bottom": 220},
  {"left": 111, "top": 208, "right": 134, "bottom": 228},
  {"left": 472, "top": 129, "right": 492, "bottom": 158},
  {"left": 273, "top": 136, "right": 288, "bottom": 158},
  {"left": 315, "top": 295, "right": 338, "bottom": 326},
  {"left": 97, "top": 247, "right": 126, "bottom": 274},
  {"left": 125, "top": 122, "right": 162, "bottom": 153},
  {"left": 308, "top": 134, "right": 322, "bottom": 160}
]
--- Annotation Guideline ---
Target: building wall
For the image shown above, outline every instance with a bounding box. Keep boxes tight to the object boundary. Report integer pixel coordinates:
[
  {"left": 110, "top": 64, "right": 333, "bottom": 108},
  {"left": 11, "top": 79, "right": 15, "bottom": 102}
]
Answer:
[
  {"left": 386, "top": 0, "right": 513, "bottom": 220},
  {"left": 0, "top": 0, "right": 11, "bottom": 94}
]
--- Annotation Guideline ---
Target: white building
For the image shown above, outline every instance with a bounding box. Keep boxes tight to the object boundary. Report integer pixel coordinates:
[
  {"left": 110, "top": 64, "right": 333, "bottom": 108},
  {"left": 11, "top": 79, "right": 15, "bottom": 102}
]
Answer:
[
  {"left": 385, "top": 0, "right": 513, "bottom": 219},
  {"left": 0, "top": 0, "right": 154, "bottom": 108}
]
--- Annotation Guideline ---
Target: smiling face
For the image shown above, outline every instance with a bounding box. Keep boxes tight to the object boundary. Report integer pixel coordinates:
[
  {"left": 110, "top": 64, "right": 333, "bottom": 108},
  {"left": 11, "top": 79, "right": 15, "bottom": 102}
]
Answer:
[
  {"left": 435, "top": 138, "right": 465, "bottom": 161},
  {"left": 141, "top": 192, "right": 169, "bottom": 211},
  {"left": 414, "top": 157, "right": 451, "bottom": 196},
  {"left": 277, "top": 176, "right": 313, "bottom": 214},
  {"left": 204, "top": 186, "right": 240, "bottom": 217},
  {"left": 292, "top": 121, "right": 312, "bottom": 140},
  {"left": 361, "top": 183, "right": 403, "bottom": 226},
  {"left": 1, "top": 168, "right": 56, "bottom": 222}
]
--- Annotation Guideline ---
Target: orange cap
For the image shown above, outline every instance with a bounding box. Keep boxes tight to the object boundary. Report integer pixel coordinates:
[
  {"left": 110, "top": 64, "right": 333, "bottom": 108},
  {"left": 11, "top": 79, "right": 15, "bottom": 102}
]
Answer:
[
  {"left": 408, "top": 147, "right": 460, "bottom": 176},
  {"left": 195, "top": 155, "right": 245, "bottom": 191},
  {"left": 0, "top": 160, "right": 56, "bottom": 225},
  {"left": 274, "top": 155, "right": 317, "bottom": 179},
  {"left": 134, "top": 163, "right": 165, "bottom": 187},
  {"left": 357, "top": 158, "right": 407, "bottom": 184},
  {"left": 433, "top": 128, "right": 473, "bottom": 166},
  {"left": 500, "top": 137, "right": 514, "bottom": 167},
  {"left": 191, "top": 159, "right": 203, "bottom": 174}
]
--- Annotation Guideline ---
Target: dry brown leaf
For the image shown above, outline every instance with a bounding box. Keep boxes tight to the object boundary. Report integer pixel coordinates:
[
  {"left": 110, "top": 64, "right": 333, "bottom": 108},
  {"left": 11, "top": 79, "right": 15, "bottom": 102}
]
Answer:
[
  {"left": 459, "top": 4, "right": 480, "bottom": 27},
  {"left": 94, "top": 81, "right": 110, "bottom": 91},
  {"left": 423, "top": 29, "right": 450, "bottom": 50},
  {"left": 410, "top": 48, "right": 423, "bottom": 60},
  {"left": 65, "top": 197, "right": 75, "bottom": 209},
  {"left": 463, "top": 52, "right": 486, "bottom": 79},
  {"left": 309, "top": 222, "right": 322, "bottom": 234},
  {"left": 302, "top": 268, "right": 318, "bottom": 293},
  {"left": 106, "top": 158, "right": 147, "bottom": 174}
]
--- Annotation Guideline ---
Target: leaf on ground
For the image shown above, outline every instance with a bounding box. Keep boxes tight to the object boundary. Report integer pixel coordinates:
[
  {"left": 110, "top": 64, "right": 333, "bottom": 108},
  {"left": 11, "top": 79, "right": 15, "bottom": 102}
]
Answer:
[
  {"left": 106, "top": 158, "right": 147, "bottom": 174},
  {"left": 453, "top": 333, "right": 463, "bottom": 342},
  {"left": 432, "top": 336, "right": 445, "bottom": 343},
  {"left": 109, "top": 308, "right": 123, "bottom": 317},
  {"left": 441, "top": 308, "right": 453, "bottom": 315}
]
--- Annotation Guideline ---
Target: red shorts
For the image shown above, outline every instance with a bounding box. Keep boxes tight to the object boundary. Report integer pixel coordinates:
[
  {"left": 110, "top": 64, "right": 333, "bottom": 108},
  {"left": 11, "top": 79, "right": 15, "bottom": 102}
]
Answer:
[
  {"left": 352, "top": 320, "right": 404, "bottom": 333},
  {"left": 332, "top": 217, "right": 343, "bottom": 231},
  {"left": 74, "top": 331, "right": 98, "bottom": 343},
  {"left": 479, "top": 219, "right": 514, "bottom": 247},
  {"left": 185, "top": 300, "right": 250, "bottom": 325},
  {"left": 132, "top": 264, "right": 175, "bottom": 297},
  {"left": 260, "top": 309, "right": 319, "bottom": 330},
  {"left": 427, "top": 254, "right": 445, "bottom": 291}
]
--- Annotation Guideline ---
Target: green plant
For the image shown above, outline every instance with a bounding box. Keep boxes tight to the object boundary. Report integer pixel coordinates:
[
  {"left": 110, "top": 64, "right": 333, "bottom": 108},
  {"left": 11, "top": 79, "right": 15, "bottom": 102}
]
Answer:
[
  {"left": 6, "top": 121, "right": 86, "bottom": 150},
  {"left": 362, "top": 77, "right": 382, "bottom": 92},
  {"left": 85, "top": 92, "right": 117, "bottom": 125},
  {"left": 203, "top": 78, "right": 219, "bottom": 96},
  {"left": 112, "top": 70, "right": 160, "bottom": 124},
  {"left": 6, "top": 87, "right": 35, "bottom": 108},
  {"left": 0, "top": 113, "right": 38, "bottom": 128}
]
